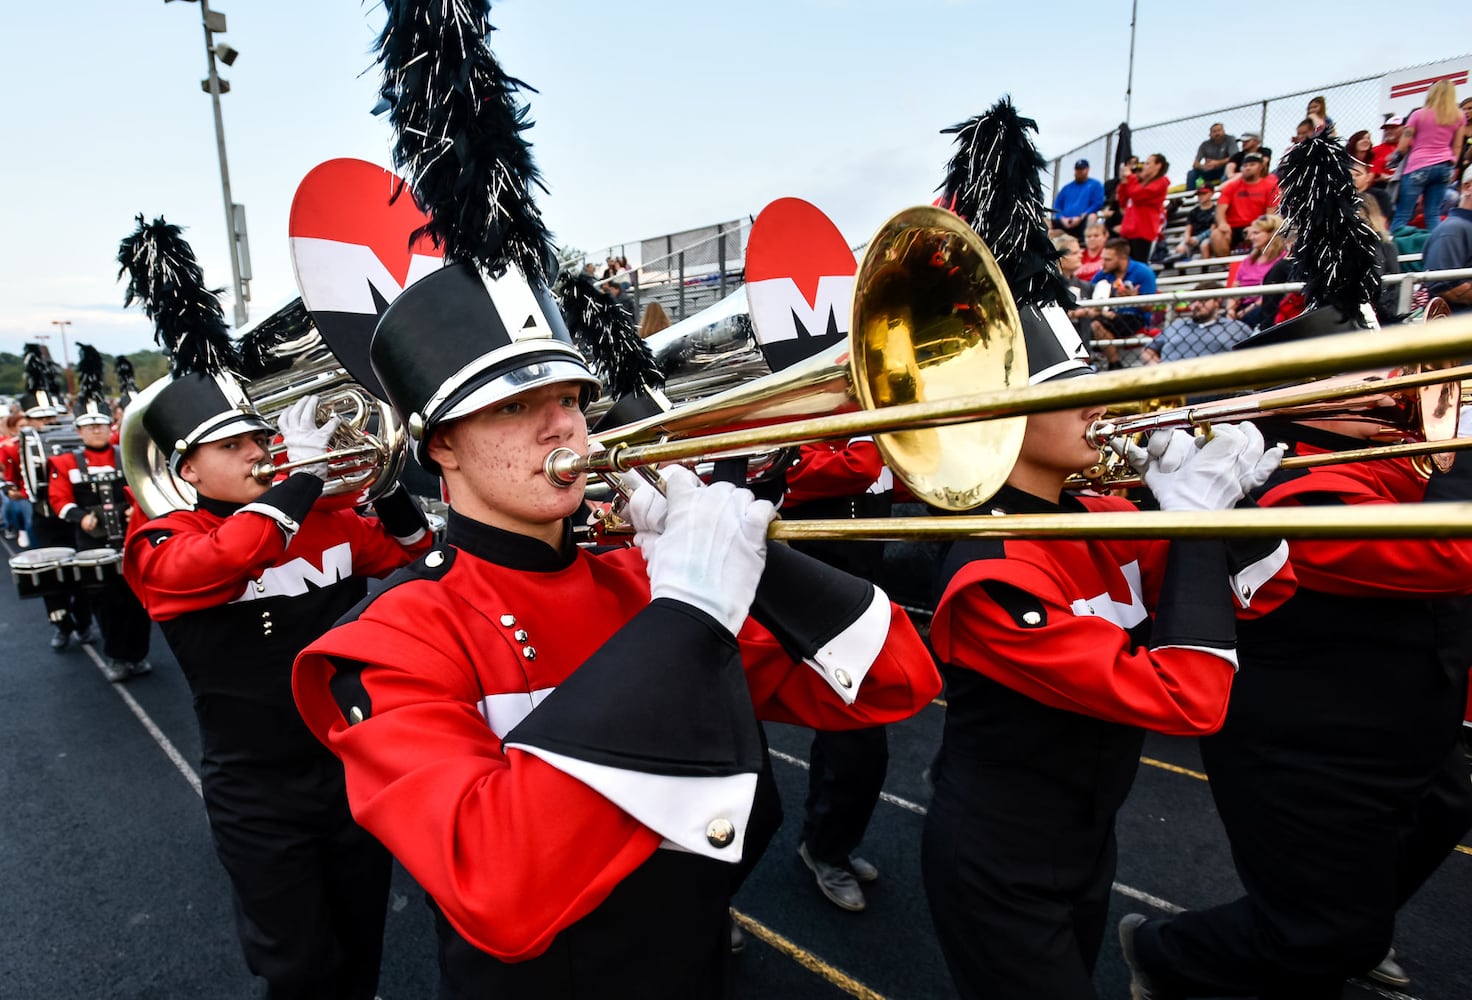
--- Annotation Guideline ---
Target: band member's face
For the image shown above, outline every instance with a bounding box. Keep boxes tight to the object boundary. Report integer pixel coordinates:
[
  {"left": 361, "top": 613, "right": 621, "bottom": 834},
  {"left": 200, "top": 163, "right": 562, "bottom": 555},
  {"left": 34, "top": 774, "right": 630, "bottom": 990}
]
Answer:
[
  {"left": 1014, "top": 405, "right": 1109, "bottom": 486},
  {"left": 428, "top": 381, "right": 589, "bottom": 543},
  {"left": 78, "top": 423, "right": 111, "bottom": 449},
  {"left": 178, "top": 431, "right": 272, "bottom": 505}
]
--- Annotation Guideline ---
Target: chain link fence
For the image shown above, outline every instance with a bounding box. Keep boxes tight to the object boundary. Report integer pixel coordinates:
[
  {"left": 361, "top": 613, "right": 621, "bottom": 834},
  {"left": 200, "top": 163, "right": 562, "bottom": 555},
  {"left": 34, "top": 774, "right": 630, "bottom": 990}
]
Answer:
[{"left": 586, "top": 219, "right": 751, "bottom": 327}]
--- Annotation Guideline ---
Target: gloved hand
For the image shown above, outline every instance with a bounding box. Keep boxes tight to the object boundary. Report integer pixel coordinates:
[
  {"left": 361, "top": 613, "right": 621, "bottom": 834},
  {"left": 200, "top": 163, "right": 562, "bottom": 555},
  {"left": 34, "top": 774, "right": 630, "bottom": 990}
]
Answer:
[
  {"left": 277, "top": 395, "right": 340, "bottom": 480},
  {"left": 1231, "top": 423, "right": 1284, "bottom": 495},
  {"left": 627, "top": 465, "right": 775, "bottom": 634},
  {"left": 1114, "top": 425, "right": 1261, "bottom": 512}
]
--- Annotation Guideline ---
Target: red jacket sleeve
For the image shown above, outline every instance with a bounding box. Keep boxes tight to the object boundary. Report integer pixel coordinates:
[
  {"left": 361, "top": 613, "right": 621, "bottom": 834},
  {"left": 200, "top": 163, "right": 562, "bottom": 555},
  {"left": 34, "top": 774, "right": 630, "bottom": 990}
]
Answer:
[
  {"left": 294, "top": 595, "right": 664, "bottom": 962},
  {"left": 47, "top": 454, "right": 78, "bottom": 521},
  {"left": 932, "top": 557, "right": 1237, "bottom": 736},
  {"left": 783, "top": 440, "right": 886, "bottom": 505},
  {"left": 124, "top": 509, "right": 297, "bottom": 619}
]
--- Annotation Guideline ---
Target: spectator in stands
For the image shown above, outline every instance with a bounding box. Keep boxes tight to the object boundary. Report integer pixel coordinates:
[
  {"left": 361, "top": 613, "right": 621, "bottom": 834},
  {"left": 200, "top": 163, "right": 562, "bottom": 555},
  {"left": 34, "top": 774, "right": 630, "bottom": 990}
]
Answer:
[
  {"left": 1391, "top": 79, "right": 1469, "bottom": 233},
  {"left": 1186, "top": 123, "right": 1238, "bottom": 190},
  {"left": 1171, "top": 185, "right": 1219, "bottom": 263},
  {"left": 1053, "top": 233, "right": 1096, "bottom": 345},
  {"left": 1052, "top": 159, "right": 1106, "bottom": 240},
  {"left": 1211, "top": 153, "right": 1281, "bottom": 257},
  {"left": 1226, "top": 214, "right": 1287, "bottom": 328},
  {"left": 1459, "top": 98, "right": 1472, "bottom": 175},
  {"left": 1142, "top": 282, "right": 1254, "bottom": 363},
  {"left": 1353, "top": 160, "right": 1395, "bottom": 225},
  {"left": 1371, "top": 116, "right": 1405, "bottom": 188},
  {"left": 1276, "top": 119, "right": 1317, "bottom": 177},
  {"left": 1099, "top": 156, "right": 1139, "bottom": 237},
  {"left": 1346, "top": 130, "right": 1374, "bottom": 167},
  {"left": 1085, "top": 236, "right": 1158, "bottom": 369},
  {"left": 1256, "top": 228, "right": 1299, "bottom": 327},
  {"left": 637, "top": 301, "right": 672, "bottom": 340},
  {"left": 1359, "top": 194, "right": 1404, "bottom": 323},
  {"left": 1118, "top": 153, "right": 1170, "bottom": 262},
  {"left": 1077, "top": 223, "right": 1108, "bottom": 281},
  {"left": 1226, "top": 132, "right": 1273, "bottom": 179},
  {"left": 1423, "top": 164, "right": 1472, "bottom": 313},
  {"left": 1307, "top": 95, "right": 1336, "bottom": 138}
]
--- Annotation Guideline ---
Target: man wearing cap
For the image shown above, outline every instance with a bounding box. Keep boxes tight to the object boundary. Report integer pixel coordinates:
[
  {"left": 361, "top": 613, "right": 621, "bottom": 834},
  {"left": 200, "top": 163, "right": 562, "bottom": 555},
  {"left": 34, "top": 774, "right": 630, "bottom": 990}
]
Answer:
[
  {"left": 1187, "top": 122, "right": 1238, "bottom": 190},
  {"left": 923, "top": 297, "right": 1293, "bottom": 1000},
  {"left": 1052, "top": 159, "right": 1105, "bottom": 240},
  {"left": 290, "top": 261, "right": 941, "bottom": 998},
  {"left": 47, "top": 372, "right": 152, "bottom": 681},
  {"left": 123, "top": 373, "right": 433, "bottom": 999},
  {"left": 1423, "top": 163, "right": 1472, "bottom": 313},
  {"left": 1372, "top": 117, "right": 1406, "bottom": 188},
  {"left": 1225, "top": 132, "right": 1273, "bottom": 179},
  {"left": 1211, "top": 153, "right": 1281, "bottom": 257}
]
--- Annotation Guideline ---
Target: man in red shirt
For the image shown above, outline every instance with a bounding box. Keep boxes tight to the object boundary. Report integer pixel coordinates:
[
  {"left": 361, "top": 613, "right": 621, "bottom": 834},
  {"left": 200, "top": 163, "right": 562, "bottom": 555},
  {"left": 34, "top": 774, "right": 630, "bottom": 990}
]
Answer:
[
  {"left": 1371, "top": 116, "right": 1405, "bottom": 188},
  {"left": 1210, "top": 152, "right": 1282, "bottom": 256},
  {"left": 1117, "top": 152, "right": 1170, "bottom": 261}
]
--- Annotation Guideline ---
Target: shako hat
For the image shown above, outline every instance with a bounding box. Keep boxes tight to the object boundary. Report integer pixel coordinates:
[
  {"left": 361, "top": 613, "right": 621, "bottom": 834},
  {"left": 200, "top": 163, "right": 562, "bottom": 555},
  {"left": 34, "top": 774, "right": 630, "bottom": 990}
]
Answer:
[
  {"left": 1235, "top": 135, "right": 1381, "bottom": 352},
  {"left": 20, "top": 343, "right": 61, "bottom": 418},
  {"left": 939, "top": 96, "right": 1092, "bottom": 384},
  {"left": 114, "top": 354, "right": 140, "bottom": 409},
  {"left": 117, "top": 214, "right": 272, "bottom": 472},
  {"left": 72, "top": 344, "right": 113, "bottom": 427},
  {"left": 367, "top": 0, "right": 600, "bottom": 471}
]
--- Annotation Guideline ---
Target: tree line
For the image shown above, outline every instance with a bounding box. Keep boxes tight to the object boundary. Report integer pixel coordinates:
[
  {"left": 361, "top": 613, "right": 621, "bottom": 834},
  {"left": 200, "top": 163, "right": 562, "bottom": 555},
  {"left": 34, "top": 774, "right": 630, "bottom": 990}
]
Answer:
[{"left": 0, "top": 350, "right": 171, "bottom": 399}]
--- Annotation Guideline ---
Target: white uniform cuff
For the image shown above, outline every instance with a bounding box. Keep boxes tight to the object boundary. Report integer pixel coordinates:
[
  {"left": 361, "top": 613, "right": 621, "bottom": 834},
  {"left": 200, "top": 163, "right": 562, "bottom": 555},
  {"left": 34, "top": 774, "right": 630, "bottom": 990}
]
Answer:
[{"left": 804, "top": 588, "right": 891, "bottom": 704}]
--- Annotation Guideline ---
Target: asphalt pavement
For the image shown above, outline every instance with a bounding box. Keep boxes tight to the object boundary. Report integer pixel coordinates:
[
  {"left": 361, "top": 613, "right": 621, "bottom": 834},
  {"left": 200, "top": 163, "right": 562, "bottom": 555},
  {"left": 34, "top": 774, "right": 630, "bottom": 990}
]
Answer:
[{"left": 2, "top": 534, "right": 1470, "bottom": 999}]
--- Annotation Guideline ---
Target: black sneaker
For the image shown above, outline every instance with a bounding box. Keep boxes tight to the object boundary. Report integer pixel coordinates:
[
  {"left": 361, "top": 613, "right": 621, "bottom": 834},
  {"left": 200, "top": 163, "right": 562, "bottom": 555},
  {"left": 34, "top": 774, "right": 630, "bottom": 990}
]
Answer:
[
  {"left": 74, "top": 624, "right": 99, "bottom": 645},
  {"left": 101, "top": 659, "right": 131, "bottom": 683},
  {"left": 798, "top": 842, "right": 866, "bottom": 912},
  {"left": 49, "top": 627, "right": 70, "bottom": 652},
  {"left": 1367, "top": 947, "right": 1410, "bottom": 988},
  {"left": 848, "top": 855, "right": 880, "bottom": 883},
  {"left": 1119, "top": 914, "right": 1178, "bottom": 1000}
]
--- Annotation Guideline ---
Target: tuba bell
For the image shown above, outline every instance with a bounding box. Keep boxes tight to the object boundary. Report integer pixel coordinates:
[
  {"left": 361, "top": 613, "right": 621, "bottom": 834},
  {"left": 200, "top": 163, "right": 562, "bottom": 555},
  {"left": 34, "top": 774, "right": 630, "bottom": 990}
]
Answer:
[{"left": 120, "top": 299, "right": 407, "bottom": 520}]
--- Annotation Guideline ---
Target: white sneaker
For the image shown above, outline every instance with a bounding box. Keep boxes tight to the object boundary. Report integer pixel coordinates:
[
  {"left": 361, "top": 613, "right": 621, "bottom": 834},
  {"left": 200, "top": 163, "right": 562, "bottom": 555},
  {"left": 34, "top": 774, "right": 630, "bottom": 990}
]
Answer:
[{"left": 16, "top": 530, "right": 29, "bottom": 548}]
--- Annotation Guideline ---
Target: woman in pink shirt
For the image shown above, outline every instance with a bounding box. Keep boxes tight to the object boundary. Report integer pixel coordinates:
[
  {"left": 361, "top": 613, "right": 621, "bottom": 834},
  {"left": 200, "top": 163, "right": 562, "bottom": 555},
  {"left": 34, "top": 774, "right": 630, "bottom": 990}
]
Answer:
[
  {"left": 1226, "top": 215, "right": 1287, "bottom": 327},
  {"left": 1391, "top": 79, "right": 1469, "bottom": 231},
  {"left": 1118, "top": 153, "right": 1170, "bottom": 262}
]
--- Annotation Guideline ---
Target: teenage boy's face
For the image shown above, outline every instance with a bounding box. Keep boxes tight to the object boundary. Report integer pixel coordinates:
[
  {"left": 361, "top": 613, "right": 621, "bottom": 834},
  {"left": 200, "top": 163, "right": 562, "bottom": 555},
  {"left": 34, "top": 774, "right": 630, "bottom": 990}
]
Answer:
[
  {"left": 78, "top": 423, "right": 112, "bottom": 449},
  {"left": 179, "top": 431, "right": 273, "bottom": 505}
]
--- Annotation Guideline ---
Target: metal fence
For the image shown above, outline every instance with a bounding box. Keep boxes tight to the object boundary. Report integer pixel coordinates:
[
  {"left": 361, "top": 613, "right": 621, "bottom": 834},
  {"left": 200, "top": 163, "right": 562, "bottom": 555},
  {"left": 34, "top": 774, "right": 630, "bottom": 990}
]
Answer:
[{"left": 586, "top": 219, "right": 752, "bottom": 325}]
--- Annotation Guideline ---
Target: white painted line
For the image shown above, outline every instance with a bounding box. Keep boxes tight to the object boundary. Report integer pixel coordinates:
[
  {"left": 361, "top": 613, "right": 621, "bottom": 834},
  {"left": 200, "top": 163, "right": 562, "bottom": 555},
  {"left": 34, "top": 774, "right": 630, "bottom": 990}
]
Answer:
[{"left": 769, "top": 745, "right": 1184, "bottom": 913}]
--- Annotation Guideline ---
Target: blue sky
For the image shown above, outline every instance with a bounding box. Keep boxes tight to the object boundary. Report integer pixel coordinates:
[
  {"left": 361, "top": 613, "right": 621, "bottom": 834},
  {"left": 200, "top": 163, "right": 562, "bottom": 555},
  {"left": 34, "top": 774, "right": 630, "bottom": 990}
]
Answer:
[{"left": 1, "top": 1, "right": 1466, "bottom": 358}]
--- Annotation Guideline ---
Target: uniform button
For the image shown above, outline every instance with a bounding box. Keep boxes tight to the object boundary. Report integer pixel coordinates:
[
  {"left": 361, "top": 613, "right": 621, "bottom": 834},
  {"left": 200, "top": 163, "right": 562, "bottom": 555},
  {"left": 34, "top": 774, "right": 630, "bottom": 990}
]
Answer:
[
  {"left": 349, "top": 706, "right": 364, "bottom": 725},
  {"left": 1240, "top": 585, "right": 1252, "bottom": 599},
  {"left": 1022, "top": 611, "right": 1042, "bottom": 626},
  {"left": 425, "top": 550, "right": 445, "bottom": 568},
  {"left": 500, "top": 614, "right": 517, "bottom": 627},
  {"left": 514, "top": 629, "right": 529, "bottom": 642},
  {"left": 834, "top": 668, "right": 853, "bottom": 689},
  {"left": 522, "top": 646, "right": 537, "bottom": 660},
  {"left": 706, "top": 818, "right": 735, "bottom": 848}
]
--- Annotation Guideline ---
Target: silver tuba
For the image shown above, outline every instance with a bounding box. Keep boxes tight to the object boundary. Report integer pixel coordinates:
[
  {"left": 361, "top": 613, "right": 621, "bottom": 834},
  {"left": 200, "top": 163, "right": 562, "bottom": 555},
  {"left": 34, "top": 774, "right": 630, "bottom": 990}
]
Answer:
[{"left": 120, "top": 299, "right": 407, "bottom": 520}]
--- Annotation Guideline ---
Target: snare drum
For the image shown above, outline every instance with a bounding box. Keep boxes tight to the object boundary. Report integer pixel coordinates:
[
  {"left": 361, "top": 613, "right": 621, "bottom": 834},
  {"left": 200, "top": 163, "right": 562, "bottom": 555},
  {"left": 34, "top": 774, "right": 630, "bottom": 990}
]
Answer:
[
  {"left": 9, "top": 547, "right": 77, "bottom": 599},
  {"left": 69, "top": 548, "right": 123, "bottom": 590}
]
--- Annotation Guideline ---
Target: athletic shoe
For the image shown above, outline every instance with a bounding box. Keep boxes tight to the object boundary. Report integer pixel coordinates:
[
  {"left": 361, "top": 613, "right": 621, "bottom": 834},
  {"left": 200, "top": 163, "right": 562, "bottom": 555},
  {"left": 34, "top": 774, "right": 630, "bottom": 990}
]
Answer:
[
  {"left": 1367, "top": 947, "right": 1411, "bottom": 988},
  {"left": 101, "top": 659, "right": 131, "bottom": 683},
  {"left": 848, "top": 855, "right": 880, "bottom": 883},
  {"left": 74, "top": 624, "right": 99, "bottom": 645},
  {"left": 50, "top": 627, "right": 70, "bottom": 652},
  {"left": 1119, "top": 913, "right": 1180, "bottom": 1000}
]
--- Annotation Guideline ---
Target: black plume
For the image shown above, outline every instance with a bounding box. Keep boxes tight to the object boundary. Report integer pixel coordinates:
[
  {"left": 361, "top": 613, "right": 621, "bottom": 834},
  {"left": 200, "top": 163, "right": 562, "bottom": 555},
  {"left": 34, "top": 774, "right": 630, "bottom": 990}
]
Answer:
[
  {"left": 1277, "top": 136, "right": 1381, "bottom": 320},
  {"left": 374, "top": 0, "right": 556, "bottom": 285},
  {"left": 555, "top": 274, "right": 664, "bottom": 399},
  {"left": 938, "top": 97, "right": 1072, "bottom": 310},
  {"left": 45, "top": 360, "right": 65, "bottom": 399},
  {"left": 114, "top": 355, "right": 138, "bottom": 395},
  {"left": 116, "top": 213, "right": 240, "bottom": 377},
  {"left": 76, "top": 344, "right": 107, "bottom": 407},
  {"left": 23, "top": 343, "right": 49, "bottom": 393},
  {"left": 239, "top": 298, "right": 314, "bottom": 379}
]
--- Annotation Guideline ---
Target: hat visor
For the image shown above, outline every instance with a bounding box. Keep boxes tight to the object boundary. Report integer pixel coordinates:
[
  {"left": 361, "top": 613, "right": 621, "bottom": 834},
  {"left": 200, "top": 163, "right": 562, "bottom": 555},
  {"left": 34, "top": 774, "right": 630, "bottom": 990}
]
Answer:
[
  {"left": 1029, "top": 360, "right": 1095, "bottom": 385},
  {"left": 74, "top": 414, "right": 113, "bottom": 427},
  {"left": 195, "top": 413, "right": 276, "bottom": 446},
  {"left": 438, "top": 359, "right": 603, "bottom": 426}
]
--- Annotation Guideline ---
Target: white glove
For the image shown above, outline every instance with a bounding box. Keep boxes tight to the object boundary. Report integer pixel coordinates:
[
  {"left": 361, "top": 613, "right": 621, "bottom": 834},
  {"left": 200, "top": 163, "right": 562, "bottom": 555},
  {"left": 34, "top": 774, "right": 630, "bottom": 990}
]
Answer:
[
  {"left": 277, "top": 395, "right": 340, "bottom": 480},
  {"left": 627, "top": 465, "right": 775, "bottom": 634},
  {"left": 1457, "top": 404, "right": 1472, "bottom": 439},
  {"left": 1232, "top": 424, "right": 1285, "bottom": 495},
  {"left": 1115, "top": 426, "right": 1259, "bottom": 512}
]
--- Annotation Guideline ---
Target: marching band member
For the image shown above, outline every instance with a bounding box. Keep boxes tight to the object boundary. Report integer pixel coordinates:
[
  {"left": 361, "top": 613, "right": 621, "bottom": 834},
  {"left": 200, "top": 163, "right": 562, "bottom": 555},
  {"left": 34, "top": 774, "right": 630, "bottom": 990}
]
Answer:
[
  {"left": 1, "top": 411, "right": 31, "bottom": 546},
  {"left": 292, "top": 261, "right": 940, "bottom": 999},
  {"left": 782, "top": 439, "right": 894, "bottom": 912},
  {"left": 922, "top": 99, "right": 1295, "bottom": 1000},
  {"left": 1120, "top": 136, "right": 1472, "bottom": 999},
  {"left": 117, "top": 216, "right": 432, "bottom": 1000},
  {"left": 46, "top": 345, "right": 152, "bottom": 681}
]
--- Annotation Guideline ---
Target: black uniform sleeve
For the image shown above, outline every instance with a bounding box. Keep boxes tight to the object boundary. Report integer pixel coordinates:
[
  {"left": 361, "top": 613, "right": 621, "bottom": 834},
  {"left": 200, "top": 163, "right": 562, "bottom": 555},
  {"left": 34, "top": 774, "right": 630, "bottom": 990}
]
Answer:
[{"left": 1151, "top": 540, "right": 1235, "bottom": 653}]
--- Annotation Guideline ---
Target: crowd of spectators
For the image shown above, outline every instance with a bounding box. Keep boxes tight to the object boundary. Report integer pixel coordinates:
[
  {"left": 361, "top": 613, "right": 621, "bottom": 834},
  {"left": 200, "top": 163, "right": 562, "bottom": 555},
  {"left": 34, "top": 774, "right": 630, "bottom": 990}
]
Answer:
[{"left": 1047, "top": 85, "right": 1472, "bottom": 365}]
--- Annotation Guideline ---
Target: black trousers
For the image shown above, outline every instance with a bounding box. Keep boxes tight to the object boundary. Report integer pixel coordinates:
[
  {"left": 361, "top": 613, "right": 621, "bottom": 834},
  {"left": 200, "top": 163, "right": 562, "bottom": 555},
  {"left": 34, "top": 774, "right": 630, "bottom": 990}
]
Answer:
[
  {"left": 203, "top": 766, "right": 391, "bottom": 1000},
  {"left": 921, "top": 751, "right": 1122, "bottom": 1000},
  {"left": 801, "top": 726, "right": 888, "bottom": 864},
  {"left": 93, "top": 574, "right": 151, "bottom": 661},
  {"left": 1134, "top": 653, "right": 1472, "bottom": 998}
]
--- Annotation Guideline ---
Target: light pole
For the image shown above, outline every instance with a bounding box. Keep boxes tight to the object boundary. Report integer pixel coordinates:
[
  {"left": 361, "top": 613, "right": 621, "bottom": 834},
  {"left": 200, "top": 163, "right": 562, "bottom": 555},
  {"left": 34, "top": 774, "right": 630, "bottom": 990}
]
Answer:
[
  {"left": 50, "top": 321, "right": 74, "bottom": 395},
  {"left": 1125, "top": 0, "right": 1139, "bottom": 125},
  {"left": 166, "top": 0, "right": 251, "bottom": 329}
]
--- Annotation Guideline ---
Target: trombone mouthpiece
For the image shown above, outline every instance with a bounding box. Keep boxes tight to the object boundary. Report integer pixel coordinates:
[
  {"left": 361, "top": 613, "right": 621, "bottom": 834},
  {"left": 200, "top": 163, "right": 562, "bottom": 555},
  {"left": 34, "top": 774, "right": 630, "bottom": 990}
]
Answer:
[
  {"left": 543, "top": 447, "right": 584, "bottom": 488},
  {"left": 250, "top": 460, "right": 277, "bottom": 483},
  {"left": 1086, "top": 421, "right": 1118, "bottom": 449}
]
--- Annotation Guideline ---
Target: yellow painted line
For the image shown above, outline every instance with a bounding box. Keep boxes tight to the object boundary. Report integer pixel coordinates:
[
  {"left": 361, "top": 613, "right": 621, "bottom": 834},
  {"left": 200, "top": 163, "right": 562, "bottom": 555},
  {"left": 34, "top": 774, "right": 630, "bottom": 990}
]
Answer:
[
  {"left": 1140, "top": 755, "right": 1208, "bottom": 782},
  {"left": 931, "top": 697, "right": 947, "bottom": 708},
  {"left": 1457, "top": 845, "right": 1472, "bottom": 857},
  {"left": 731, "top": 909, "right": 887, "bottom": 1000}
]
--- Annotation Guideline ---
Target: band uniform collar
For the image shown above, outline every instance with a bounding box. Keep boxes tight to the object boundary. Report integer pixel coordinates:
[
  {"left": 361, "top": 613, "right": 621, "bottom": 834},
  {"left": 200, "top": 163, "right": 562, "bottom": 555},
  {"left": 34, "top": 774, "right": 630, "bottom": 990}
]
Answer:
[{"left": 445, "top": 509, "right": 578, "bottom": 572}]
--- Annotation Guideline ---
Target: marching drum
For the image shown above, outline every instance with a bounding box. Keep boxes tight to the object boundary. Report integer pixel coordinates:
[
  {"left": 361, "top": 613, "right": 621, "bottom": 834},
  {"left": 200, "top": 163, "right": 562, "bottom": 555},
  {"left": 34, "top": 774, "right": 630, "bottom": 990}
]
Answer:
[
  {"left": 9, "top": 547, "right": 77, "bottom": 599},
  {"left": 69, "top": 548, "right": 123, "bottom": 590}
]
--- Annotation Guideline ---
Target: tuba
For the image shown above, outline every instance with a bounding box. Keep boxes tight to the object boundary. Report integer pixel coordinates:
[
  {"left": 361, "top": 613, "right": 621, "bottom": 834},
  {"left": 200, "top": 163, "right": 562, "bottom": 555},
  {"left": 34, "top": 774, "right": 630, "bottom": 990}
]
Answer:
[{"left": 120, "top": 300, "right": 407, "bottom": 520}]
